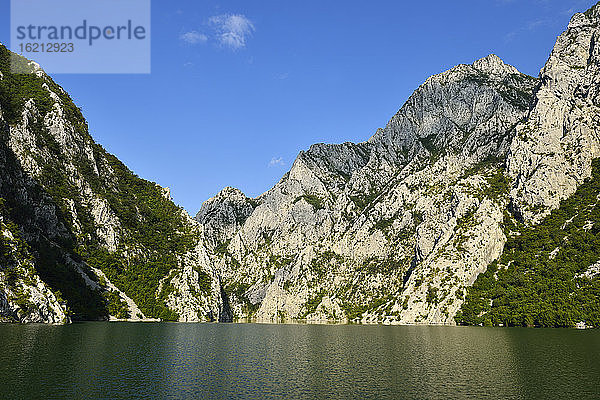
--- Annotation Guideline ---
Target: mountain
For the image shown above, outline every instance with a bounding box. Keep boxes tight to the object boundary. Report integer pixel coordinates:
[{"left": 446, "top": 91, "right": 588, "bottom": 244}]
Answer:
[
  {"left": 193, "top": 4, "right": 600, "bottom": 326},
  {"left": 194, "top": 53, "right": 538, "bottom": 324},
  {"left": 0, "top": 47, "right": 228, "bottom": 323},
  {"left": 457, "top": 4, "right": 600, "bottom": 328},
  {"left": 2, "top": 3, "right": 600, "bottom": 327}
]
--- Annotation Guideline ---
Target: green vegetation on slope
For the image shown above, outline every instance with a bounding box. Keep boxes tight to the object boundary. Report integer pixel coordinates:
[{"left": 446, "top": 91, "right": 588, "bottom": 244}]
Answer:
[
  {"left": 0, "top": 130, "right": 109, "bottom": 320},
  {"left": 0, "top": 196, "right": 107, "bottom": 320},
  {"left": 294, "top": 194, "right": 324, "bottom": 210},
  {"left": 0, "top": 44, "right": 197, "bottom": 320},
  {"left": 78, "top": 144, "right": 197, "bottom": 320},
  {"left": 0, "top": 46, "right": 89, "bottom": 131},
  {"left": 457, "top": 159, "right": 600, "bottom": 328}
]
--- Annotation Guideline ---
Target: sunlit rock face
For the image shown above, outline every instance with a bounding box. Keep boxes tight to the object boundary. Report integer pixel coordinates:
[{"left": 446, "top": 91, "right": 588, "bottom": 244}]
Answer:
[
  {"left": 194, "top": 4, "right": 600, "bottom": 325},
  {"left": 195, "top": 53, "right": 539, "bottom": 324},
  {"left": 0, "top": 46, "right": 223, "bottom": 323},
  {"left": 4, "top": 3, "right": 600, "bottom": 325},
  {"left": 507, "top": 6, "right": 600, "bottom": 223}
]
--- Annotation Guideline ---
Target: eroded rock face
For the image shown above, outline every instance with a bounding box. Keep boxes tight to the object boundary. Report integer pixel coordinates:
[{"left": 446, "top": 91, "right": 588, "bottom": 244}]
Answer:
[
  {"left": 508, "top": 6, "right": 600, "bottom": 223},
  {"left": 0, "top": 47, "right": 224, "bottom": 323},
  {"left": 195, "top": 187, "right": 257, "bottom": 249},
  {"left": 163, "top": 214, "right": 231, "bottom": 322},
  {"left": 194, "top": 4, "right": 600, "bottom": 325},
  {"left": 195, "top": 54, "right": 539, "bottom": 324},
  {"left": 3, "top": 3, "right": 599, "bottom": 325},
  {"left": 0, "top": 212, "right": 68, "bottom": 324}
]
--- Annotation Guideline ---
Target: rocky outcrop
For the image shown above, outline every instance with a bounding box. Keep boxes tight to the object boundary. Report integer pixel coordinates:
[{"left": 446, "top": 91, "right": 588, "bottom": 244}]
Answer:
[
  {"left": 163, "top": 213, "right": 232, "bottom": 322},
  {"left": 0, "top": 205, "right": 68, "bottom": 323},
  {"left": 0, "top": 46, "right": 224, "bottom": 323},
  {"left": 3, "top": 3, "right": 600, "bottom": 325},
  {"left": 195, "top": 187, "right": 257, "bottom": 248},
  {"left": 508, "top": 6, "right": 600, "bottom": 223},
  {"left": 195, "top": 54, "right": 538, "bottom": 324}
]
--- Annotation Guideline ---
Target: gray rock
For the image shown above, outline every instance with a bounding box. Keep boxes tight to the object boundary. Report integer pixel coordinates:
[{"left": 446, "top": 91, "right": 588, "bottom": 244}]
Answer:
[
  {"left": 508, "top": 6, "right": 600, "bottom": 223},
  {"left": 195, "top": 54, "right": 538, "bottom": 324}
]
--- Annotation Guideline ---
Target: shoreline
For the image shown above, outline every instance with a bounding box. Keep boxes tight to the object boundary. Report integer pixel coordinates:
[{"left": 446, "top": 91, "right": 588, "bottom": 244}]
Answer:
[{"left": 1, "top": 319, "right": 595, "bottom": 329}]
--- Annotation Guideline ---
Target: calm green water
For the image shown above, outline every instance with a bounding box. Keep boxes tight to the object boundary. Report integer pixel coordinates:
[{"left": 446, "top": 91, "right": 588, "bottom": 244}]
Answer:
[{"left": 0, "top": 323, "right": 598, "bottom": 399}]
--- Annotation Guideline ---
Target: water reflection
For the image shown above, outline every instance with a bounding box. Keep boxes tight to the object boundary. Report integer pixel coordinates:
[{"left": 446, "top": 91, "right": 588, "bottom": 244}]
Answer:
[
  {"left": 505, "top": 328, "right": 600, "bottom": 399},
  {"left": 0, "top": 323, "right": 598, "bottom": 399}
]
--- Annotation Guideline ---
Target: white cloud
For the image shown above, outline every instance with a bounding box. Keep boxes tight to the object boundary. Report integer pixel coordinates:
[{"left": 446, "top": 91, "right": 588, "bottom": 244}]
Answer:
[
  {"left": 504, "top": 17, "right": 552, "bottom": 43},
  {"left": 269, "top": 157, "right": 284, "bottom": 167},
  {"left": 209, "top": 14, "right": 255, "bottom": 50},
  {"left": 180, "top": 31, "right": 208, "bottom": 45}
]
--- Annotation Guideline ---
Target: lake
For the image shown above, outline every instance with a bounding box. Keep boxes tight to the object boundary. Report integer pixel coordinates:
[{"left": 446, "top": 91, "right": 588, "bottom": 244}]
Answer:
[{"left": 0, "top": 323, "right": 598, "bottom": 399}]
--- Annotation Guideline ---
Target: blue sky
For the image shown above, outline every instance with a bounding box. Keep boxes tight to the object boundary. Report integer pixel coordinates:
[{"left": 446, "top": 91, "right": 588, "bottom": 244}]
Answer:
[{"left": 0, "top": 0, "right": 596, "bottom": 214}]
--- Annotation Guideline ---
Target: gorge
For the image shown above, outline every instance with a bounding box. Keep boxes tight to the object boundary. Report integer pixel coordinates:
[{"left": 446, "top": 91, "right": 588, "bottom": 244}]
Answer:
[{"left": 1, "top": 4, "right": 600, "bottom": 328}]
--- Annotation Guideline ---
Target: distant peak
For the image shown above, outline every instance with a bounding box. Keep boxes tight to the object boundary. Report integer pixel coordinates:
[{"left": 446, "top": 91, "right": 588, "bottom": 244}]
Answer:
[
  {"left": 474, "top": 54, "right": 503, "bottom": 65},
  {"left": 215, "top": 186, "right": 247, "bottom": 199},
  {"left": 583, "top": 1, "right": 600, "bottom": 19},
  {"left": 568, "top": 2, "right": 600, "bottom": 29},
  {"left": 423, "top": 54, "right": 525, "bottom": 89},
  {"left": 472, "top": 54, "right": 519, "bottom": 76}
]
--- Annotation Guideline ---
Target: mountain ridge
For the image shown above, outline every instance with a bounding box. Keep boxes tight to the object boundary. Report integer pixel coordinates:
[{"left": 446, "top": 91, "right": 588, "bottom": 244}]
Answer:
[
  {"left": 0, "top": 48, "right": 227, "bottom": 322},
  {"left": 1, "top": 3, "right": 600, "bottom": 326},
  {"left": 194, "top": 52, "right": 538, "bottom": 324}
]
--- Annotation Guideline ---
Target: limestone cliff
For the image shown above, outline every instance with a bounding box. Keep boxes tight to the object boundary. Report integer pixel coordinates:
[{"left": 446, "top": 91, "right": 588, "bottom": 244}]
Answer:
[
  {"left": 508, "top": 6, "right": 600, "bottom": 223},
  {"left": 196, "top": 54, "right": 538, "bottom": 324},
  {"left": 195, "top": 4, "right": 600, "bottom": 324},
  {"left": 0, "top": 47, "right": 223, "bottom": 323}
]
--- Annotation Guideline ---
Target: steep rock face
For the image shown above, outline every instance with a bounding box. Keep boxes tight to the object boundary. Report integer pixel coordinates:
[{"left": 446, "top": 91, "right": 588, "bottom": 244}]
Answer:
[
  {"left": 0, "top": 46, "right": 222, "bottom": 323},
  {"left": 3, "top": 4, "right": 598, "bottom": 325},
  {"left": 163, "top": 213, "right": 231, "bottom": 322},
  {"left": 508, "top": 5, "right": 600, "bottom": 223},
  {"left": 197, "top": 55, "right": 538, "bottom": 324},
  {"left": 458, "top": 158, "right": 600, "bottom": 327},
  {"left": 195, "top": 187, "right": 257, "bottom": 248},
  {"left": 456, "top": 3, "right": 600, "bottom": 328},
  {"left": 0, "top": 202, "right": 67, "bottom": 323}
]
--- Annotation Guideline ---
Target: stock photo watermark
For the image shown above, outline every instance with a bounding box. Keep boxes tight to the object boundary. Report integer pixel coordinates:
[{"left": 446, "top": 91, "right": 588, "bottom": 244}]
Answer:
[{"left": 10, "top": 0, "right": 151, "bottom": 74}]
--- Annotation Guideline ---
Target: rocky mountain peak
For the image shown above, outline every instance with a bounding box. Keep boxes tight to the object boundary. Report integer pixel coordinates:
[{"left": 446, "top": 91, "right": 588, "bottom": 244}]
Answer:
[
  {"left": 196, "top": 187, "right": 254, "bottom": 221},
  {"left": 366, "top": 54, "right": 537, "bottom": 167},
  {"left": 507, "top": 0, "right": 600, "bottom": 223},
  {"left": 209, "top": 186, "right": 248, "bottom": 202},
  {"left": 472, "top": 54, "right": 520, "bottom": 77},
  {"left": 580, "top": 1, "right": 600, "bottom": 24},
  {"left": 195, "top": 186, "right": 257, "bottom": 248},
  {"left": 421, "top": 54, "right": 524, "bottom": 90}
]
